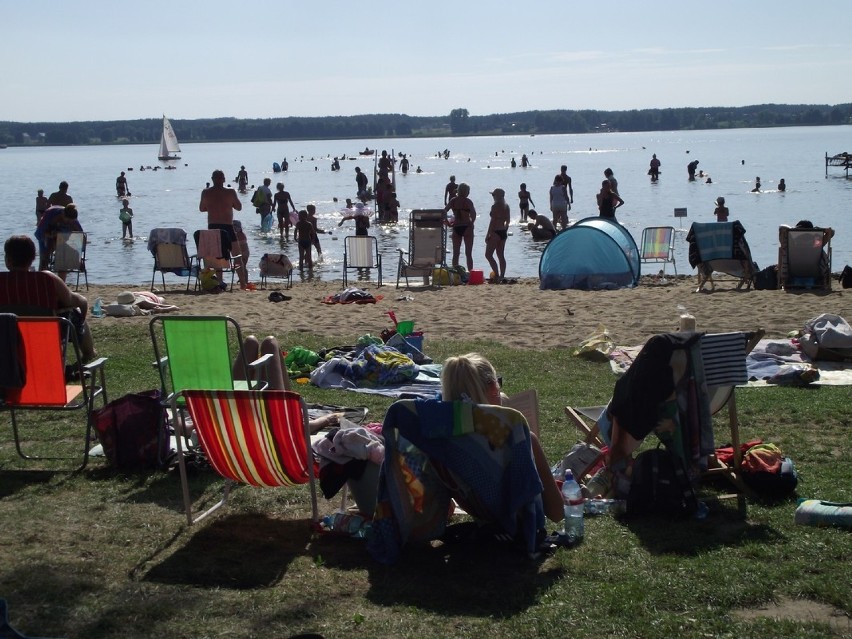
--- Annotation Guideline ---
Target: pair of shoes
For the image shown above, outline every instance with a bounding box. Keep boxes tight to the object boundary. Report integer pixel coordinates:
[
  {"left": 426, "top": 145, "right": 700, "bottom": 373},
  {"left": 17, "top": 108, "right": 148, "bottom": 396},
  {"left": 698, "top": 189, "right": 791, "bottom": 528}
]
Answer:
[
  {"left": 268, "top": 291, "right": 292, "bottom": 302},
  {"left": 583, "top": 466, "right": 614, "bottom": 498}
]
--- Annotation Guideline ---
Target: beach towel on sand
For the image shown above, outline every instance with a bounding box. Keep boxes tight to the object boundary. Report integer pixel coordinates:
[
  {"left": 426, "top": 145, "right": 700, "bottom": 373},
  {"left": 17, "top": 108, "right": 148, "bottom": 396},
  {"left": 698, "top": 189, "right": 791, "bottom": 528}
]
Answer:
[{"left": 322, "top": 287, "right": 383, "bottom": 305}]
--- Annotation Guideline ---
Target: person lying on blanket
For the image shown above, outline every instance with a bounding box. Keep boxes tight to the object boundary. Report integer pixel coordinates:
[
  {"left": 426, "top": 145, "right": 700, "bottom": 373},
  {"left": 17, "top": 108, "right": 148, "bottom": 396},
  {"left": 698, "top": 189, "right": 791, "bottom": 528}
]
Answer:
[{"left": 441, "top": 353, "right": 564, "bottom": 523}]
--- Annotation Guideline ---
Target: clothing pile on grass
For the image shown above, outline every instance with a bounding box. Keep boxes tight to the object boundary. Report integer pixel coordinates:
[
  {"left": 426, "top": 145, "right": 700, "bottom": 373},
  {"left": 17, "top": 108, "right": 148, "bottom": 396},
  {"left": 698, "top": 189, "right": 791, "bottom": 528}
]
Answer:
[{"left": 285, "top": 333, "right": 433, "bottom": 391}]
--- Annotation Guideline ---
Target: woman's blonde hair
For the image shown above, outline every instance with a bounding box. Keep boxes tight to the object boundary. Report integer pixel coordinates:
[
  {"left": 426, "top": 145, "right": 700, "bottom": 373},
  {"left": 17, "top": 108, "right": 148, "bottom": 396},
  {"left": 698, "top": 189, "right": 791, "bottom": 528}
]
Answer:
[{"left": 441, "top": 352, "right": 498, "bottom": 404}]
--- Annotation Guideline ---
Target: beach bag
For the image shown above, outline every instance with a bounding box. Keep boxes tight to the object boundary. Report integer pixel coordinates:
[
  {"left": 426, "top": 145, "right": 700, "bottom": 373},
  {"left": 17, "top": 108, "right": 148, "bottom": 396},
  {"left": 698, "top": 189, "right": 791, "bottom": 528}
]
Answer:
[
  {"left": 251, "top": 189, "right": 267, "bottom": 208},
  {"left": 739, "top": 443, "right": 798, "bottom": 498},
  {"left": 753, "top": 264, "right": 777, "bottom": 290},
  {"left": 841, "top": 265, "right": 852, "bottom": 289},
  {"left": 627, "top": 446, "right": 697, "bottom": 518},
  {"left": 93, "top": 390, "right": 167, "bottom": 470}
]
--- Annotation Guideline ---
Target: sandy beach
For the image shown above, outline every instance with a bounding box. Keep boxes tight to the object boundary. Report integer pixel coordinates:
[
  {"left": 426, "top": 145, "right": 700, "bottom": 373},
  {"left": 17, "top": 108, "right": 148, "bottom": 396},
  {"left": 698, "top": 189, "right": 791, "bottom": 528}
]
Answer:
[{"left": 86, "top": 275, "right": 852, "bottom": 351}]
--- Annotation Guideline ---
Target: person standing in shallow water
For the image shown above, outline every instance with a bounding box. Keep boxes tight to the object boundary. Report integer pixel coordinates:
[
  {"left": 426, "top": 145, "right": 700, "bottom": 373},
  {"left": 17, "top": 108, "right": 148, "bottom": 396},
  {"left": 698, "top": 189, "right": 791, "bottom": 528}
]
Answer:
[
  {"left": 235, "top": 166, "right": 249, "bottom": 193},
  {"left": 485, "top": 188, "right": 510, "bottom": 283},
  {"left": 713, "top": 197, "right": 729, "bottom": 222},
  {"left": 443, "top": 182, "right": 476, "bottom": 271},
  {"left": 119, "top": 199, "right": 133, "bottom": 238},
  {"left": 444, "top": 175, "right": 458, "bottom": 206}
]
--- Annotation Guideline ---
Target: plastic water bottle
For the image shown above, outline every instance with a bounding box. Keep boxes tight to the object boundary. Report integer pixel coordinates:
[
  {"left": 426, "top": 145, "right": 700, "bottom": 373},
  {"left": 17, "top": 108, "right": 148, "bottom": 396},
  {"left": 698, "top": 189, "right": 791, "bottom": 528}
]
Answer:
[
  {"left": 562, "top": 469, "right": 585, "bottom": 542},
  {"left": 92, "top": 297, "right": 104, "bottom": 318}
]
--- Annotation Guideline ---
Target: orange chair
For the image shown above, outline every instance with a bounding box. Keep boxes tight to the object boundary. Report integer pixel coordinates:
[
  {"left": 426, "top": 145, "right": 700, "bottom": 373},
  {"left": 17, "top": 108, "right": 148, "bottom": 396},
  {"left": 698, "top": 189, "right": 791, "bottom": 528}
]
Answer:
[{"left": 0, "top": 315, "right": 108, "bottom": 470}]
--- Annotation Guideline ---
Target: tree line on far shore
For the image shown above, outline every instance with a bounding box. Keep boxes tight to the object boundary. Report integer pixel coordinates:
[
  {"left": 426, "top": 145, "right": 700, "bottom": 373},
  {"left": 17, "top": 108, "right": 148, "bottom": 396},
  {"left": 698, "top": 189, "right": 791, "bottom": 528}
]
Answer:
[{"left": 1, "top": 103, "right": 850, "bottom": 147}]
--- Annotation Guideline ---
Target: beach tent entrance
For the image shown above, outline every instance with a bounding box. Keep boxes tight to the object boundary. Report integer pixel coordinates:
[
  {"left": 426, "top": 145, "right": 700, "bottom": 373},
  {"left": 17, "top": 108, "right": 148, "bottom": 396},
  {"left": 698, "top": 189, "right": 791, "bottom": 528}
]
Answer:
[{"left": 539, "top": 217, "right": 640, "bottom": 290}]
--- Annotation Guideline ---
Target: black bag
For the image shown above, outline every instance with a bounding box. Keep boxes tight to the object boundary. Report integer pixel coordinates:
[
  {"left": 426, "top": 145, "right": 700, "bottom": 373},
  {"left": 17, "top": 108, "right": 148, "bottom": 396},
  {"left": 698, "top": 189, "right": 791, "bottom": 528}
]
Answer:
[
  {"left": 627, "top": 447, "right": 698, "bottom": 518},
  {"left": 841, "top": 265, "right": 852, "bottom": 289},
  {"left": 93, "top": 390, "right": 167, "bottom": 470},
  {"left": 753, "top": 264, "right": 778, "bottom": 290},
  {"left": 742, "top": 456, "right": 799, "bottom": 499}
]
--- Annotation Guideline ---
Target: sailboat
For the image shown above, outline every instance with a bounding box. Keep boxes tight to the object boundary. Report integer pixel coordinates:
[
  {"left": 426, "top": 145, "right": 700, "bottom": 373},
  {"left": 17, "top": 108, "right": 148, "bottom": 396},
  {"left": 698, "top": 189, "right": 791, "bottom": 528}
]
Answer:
[{"left": 158, "top": 115, "right": 181, "bottom": 161}]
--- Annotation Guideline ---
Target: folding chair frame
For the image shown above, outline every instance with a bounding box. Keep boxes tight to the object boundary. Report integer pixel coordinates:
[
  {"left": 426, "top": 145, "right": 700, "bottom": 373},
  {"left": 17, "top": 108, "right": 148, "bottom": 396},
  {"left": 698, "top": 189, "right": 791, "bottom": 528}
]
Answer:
[{"left": 343, "top": 235, "right": 382, "bottom": 287}]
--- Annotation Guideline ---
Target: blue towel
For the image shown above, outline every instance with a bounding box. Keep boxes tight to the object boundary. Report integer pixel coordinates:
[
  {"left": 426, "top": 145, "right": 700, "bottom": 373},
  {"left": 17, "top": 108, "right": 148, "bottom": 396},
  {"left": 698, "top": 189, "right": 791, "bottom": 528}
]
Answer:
[{"left": 691, "top": 222, "right": 735, "bottom": 261}]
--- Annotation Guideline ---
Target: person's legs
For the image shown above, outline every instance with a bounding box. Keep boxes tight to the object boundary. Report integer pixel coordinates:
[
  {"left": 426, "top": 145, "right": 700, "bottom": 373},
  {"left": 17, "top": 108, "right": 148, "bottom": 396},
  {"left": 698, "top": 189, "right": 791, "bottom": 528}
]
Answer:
[
  {"left": 496, "top": 240, "right": 507, "bottom": 279},
  {"left": 463, "top": 227, "right": 475, "bottom": 271},
  {"left": 259, "top": 336, "right": 289, "bottom": 390},
  {"left": 485, "top": 241, "right": 499, "bottom": 282},
  {"left": 451, "top": 232, "right": 461, "bottom": 268},
  {"left": 233, "top": 335, "right": 260, "bottom": 382}
]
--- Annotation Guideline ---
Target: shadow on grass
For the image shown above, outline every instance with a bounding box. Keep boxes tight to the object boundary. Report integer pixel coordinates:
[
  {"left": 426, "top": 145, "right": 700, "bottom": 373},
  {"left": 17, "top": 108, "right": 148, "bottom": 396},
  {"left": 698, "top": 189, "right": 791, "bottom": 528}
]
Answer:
[
  {"left": 138, "top": 513, "right": 313, "bottom": 589},
  {"left": 0, "top": 470, "right": 60, "bottom": 499},
  {"left": 309, "top": 531, "right": 565, "bottom": 616},
  {"left": 622, "top": 507, "right": 783, "bottom": 556}
]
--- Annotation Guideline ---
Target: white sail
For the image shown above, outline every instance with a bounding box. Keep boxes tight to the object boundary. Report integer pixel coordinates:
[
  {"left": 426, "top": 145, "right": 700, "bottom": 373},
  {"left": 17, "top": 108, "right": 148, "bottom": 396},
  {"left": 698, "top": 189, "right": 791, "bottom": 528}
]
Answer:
[{"left": 158, "top": 115, "right": 181, "bottom": 160}]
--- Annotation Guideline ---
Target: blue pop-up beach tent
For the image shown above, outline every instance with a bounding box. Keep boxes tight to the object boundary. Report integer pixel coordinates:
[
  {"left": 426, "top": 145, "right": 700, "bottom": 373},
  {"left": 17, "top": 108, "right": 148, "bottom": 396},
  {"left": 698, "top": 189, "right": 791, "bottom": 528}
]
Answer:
[{"left": 539, "top": 217, "right": 640, "bottom": 290}]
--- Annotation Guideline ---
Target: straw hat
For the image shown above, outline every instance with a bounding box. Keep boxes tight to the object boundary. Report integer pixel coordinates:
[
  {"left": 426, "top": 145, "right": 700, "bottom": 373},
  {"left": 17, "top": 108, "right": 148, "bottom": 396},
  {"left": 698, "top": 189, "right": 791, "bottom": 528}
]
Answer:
[{"left": 116, "top": 291, "right": 136, "bottom": 305}]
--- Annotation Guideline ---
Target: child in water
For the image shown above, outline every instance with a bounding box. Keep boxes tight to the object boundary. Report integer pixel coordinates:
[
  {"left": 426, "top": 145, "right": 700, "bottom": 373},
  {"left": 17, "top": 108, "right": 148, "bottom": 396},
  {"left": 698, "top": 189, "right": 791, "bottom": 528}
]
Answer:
[
  {"left": 713, "top": 196, "right": 729, "bottom": 222},
  {"left": 119, "top": 199, "right": 133, "bottom": 239},
  {"left": 294, "top": 210, "right": 314, "bottom": 270}
]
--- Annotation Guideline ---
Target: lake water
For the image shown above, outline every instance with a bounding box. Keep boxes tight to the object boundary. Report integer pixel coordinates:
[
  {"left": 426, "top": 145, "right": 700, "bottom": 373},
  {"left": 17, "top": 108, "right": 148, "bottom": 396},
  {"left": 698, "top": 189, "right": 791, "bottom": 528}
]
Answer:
[{"left": 1, "top": 126, "right": 849, "bottom": 286}]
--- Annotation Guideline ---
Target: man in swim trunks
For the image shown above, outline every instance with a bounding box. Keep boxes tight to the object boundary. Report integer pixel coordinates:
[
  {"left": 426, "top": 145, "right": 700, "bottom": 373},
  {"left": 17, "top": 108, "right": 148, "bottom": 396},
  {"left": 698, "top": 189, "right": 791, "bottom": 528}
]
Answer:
[
  {"left": 443, "top": 182, "right": 476, "bottom": 271},
  {"left": 199, "top": 169, "right": 250, "bottom": 289}
]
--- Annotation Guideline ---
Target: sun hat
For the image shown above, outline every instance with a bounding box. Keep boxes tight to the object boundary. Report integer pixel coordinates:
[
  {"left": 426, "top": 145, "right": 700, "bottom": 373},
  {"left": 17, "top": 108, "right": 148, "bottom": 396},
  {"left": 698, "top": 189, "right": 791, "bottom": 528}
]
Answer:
[
  {"left": 116, "top": 291, "right": 136, "bottom": 305},
  {"left": 714, "top": 196, "right": 725, "bottom": 206}
]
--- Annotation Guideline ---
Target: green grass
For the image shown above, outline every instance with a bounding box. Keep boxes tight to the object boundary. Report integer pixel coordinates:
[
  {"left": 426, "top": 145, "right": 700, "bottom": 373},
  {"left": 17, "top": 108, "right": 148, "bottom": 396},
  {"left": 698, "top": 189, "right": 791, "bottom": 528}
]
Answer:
[{"left": 1, "top": 321, "right": 850, "bottom": 639}]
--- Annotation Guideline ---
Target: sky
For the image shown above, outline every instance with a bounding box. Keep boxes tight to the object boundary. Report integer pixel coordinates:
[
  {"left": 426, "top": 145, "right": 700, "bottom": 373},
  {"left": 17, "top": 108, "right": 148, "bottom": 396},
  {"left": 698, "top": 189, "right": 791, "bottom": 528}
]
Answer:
[{"left": 2, "top": 0, "right": 850, "bottom": 123}]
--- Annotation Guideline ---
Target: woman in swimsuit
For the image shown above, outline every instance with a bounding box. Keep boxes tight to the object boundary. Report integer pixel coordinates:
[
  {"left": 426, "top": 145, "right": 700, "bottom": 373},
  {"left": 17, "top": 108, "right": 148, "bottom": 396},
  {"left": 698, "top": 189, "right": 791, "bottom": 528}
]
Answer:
[
  {"left": 485, "top": 188, "right": 510, "bottom": 283},
  {"left": 443, "top": 182, "right": 476, "bottom": 271}
]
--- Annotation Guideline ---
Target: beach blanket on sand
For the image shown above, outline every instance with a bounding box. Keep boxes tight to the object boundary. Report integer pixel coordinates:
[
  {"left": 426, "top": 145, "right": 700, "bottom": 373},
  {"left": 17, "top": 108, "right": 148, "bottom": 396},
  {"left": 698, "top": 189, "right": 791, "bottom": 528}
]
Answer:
[{"left": 368, "top": 399, "right": 545, "bottom": 564}]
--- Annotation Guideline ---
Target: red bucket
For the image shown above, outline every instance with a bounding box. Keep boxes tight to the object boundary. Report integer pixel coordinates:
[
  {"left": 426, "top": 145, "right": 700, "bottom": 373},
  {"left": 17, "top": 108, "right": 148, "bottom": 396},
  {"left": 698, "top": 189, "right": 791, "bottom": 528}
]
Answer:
[{"left": 468, "top": 269, "right": 484, "bottom": 285}]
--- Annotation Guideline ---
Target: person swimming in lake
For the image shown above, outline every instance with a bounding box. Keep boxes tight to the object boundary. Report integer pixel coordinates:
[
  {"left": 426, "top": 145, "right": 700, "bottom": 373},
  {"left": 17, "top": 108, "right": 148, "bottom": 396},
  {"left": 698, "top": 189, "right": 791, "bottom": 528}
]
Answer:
[
  {"left": 751, "top": 177, "right": 761, "bottom": 193},
  {"left": 778, "top": 178, "right": 786, "bottom": 192}
]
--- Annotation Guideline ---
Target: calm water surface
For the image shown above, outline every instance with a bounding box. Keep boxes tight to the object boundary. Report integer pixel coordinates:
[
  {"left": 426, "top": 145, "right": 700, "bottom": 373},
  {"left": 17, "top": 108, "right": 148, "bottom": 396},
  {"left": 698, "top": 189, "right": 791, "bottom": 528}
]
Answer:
[{"left": 0, "top": 126, "right": 849, "bottom": 285}]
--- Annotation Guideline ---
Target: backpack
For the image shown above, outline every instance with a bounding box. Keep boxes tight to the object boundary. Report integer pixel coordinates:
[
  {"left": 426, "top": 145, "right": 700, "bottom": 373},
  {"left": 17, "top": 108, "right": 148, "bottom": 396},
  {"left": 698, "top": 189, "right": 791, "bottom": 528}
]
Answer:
[
  {"left": 841, "top": 265, "right": 852, "bottom": 289},
  {"left": 251, "top": 188, "right": 267, "bottom": 208},
  {"left": 753, "top": 264, "right": 778, "bottom": 290},
  {"left": 627, "top": 446, "right": 698, "bottom": 518},
  {"left": 93, "top": 390, "right": 167, "bottom": 470}
]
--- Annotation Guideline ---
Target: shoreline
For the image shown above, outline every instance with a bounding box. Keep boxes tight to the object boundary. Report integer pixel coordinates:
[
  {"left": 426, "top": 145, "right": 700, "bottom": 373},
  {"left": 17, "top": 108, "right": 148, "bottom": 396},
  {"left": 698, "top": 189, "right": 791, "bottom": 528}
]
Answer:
[{"left": 84, "top": 275, "right": 851, "bottom": 351}]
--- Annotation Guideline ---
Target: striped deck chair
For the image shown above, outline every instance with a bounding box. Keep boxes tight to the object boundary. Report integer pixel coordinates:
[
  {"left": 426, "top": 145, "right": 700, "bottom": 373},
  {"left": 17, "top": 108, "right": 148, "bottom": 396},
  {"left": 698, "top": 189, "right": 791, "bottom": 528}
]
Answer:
[
  {"left": 343, "top": 235, "right": 382, "bottom": 287},
  {"left": 639, "top": 226, "right": 677, "bottom": 276},
  {"left": 176, "top": 389, "right": 319, "bottom": 525}
]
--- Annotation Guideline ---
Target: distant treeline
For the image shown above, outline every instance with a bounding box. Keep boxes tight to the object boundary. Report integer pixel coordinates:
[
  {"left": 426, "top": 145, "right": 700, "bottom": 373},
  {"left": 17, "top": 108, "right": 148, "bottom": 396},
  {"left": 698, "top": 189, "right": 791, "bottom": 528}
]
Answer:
[{"left": 2, "top": 103, "right": 850, "bottom": 146}]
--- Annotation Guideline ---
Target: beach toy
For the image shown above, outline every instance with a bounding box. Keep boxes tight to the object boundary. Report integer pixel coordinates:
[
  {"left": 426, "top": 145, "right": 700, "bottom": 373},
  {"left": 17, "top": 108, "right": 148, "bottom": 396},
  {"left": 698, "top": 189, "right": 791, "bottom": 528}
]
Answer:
[
  {"left": 405, "top": 333, "right": 424, "bottom": 352},
  {"left": 396, "top": 320, "right": 415, "bottom": 336},
  {"left": 468, "top": 269, "right": 484, "bottom": 285}
]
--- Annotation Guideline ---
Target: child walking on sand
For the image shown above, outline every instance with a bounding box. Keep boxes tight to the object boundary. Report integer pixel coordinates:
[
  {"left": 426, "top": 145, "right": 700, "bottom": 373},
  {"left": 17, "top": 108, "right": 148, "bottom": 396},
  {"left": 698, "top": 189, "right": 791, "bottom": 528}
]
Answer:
[{"left": 119, "top": 199, "right": 133, "bottom": 239}]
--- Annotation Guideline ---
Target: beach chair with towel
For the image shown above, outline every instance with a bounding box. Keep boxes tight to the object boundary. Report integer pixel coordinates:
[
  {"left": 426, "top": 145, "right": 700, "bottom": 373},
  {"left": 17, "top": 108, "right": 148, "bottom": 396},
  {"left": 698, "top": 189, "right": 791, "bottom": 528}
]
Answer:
[
  {"left": 639, "top": 226, "right": 677, "bottom": 276},
  {"left": 396, "top": 209, "right": 447, "bottom": 288},
  {"left": 50, "top": 231, "right": 88, "bottom": 291},
  {"left": 565, "top": 329, "right": 764, "bottom": 514},
  {"left": 192, "top": 229, "right": 242, "bottom": 291},
  {"left": 148, "top": 227, "right": 195, "bottom": 292},
  {"left": 343, "top": 235, "right": 382, "bottom": 287},
  {"left": 175, "top": 389, "right": 319, "bottom": 525},
  {"left": 259, "top": 253, "right": 294, "bottom": 290},
  {"left": 777, "top": 225, "right": 834, "bottom": 291},
  {"left": 0, "top": 314, "right": 108, "bottom": 471},
  {"left": 368, "top": 399, "right": 545, "bottom": 564},
  {"left": 686, "top": 221, "right": 755, "bottom": 292}
]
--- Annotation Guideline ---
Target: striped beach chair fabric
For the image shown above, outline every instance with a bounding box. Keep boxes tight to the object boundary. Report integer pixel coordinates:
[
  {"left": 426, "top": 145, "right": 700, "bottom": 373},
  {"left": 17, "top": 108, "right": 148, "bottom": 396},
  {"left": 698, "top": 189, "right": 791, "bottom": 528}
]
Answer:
[
  {"left": 177, "top": 389, "right": 318, "bottom": 525},
  {"left": 343, "top": 235, "right": 382, "bottom": 286},
  {"left": 639, "top": 226, "right": 677, "bottom": 275}
]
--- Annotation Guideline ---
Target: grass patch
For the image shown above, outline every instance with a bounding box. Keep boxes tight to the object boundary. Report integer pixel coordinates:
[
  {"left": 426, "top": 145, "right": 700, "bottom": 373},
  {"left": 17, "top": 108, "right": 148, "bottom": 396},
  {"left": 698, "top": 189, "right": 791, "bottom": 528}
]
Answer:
[{"left": 0, "top": 320, "right": 850, "bottom": 638}]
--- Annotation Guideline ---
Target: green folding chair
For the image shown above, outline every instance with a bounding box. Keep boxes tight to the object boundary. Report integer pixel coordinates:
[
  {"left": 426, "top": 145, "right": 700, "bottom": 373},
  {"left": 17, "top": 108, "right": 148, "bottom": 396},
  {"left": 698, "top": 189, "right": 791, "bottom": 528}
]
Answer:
[{"left": 149, "top": 316, "right": 272, "bottom": 464}]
